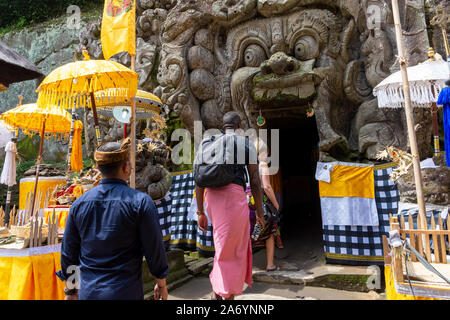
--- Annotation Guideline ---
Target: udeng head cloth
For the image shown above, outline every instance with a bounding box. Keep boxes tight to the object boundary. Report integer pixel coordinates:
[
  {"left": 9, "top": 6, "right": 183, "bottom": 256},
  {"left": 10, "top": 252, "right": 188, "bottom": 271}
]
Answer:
[{"left": 94, "top": 138, "right": 131, "bottom": 166}]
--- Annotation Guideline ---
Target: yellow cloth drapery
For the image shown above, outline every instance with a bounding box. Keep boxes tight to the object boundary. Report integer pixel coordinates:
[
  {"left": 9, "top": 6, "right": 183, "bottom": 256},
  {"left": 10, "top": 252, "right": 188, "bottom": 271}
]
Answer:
[
  {"left": 70, "top": 120, "right": 83, "bottom": 172},
  {"left": 318, "top": 164, "right": 374, "bottom": 198},
  {"left": 19, "top": 177, "right": 67, "bottom": 211},
  {"left": 384, "top": 265, "right": 438, "bottom": 300},
  {"left": 0, "top": 245, "right": 64, "bottom": 300},
  {"left": 101, "top": 0, "right": 136, "bottom": 60},
  {"left": 44, "top": 207, "right": 70, "bottom": 229}
]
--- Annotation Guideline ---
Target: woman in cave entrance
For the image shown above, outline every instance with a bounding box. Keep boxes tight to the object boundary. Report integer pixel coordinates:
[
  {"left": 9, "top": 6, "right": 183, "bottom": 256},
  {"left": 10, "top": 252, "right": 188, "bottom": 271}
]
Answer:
[{"left": 249, "top": 146, "right": 284, "bottom": 272}]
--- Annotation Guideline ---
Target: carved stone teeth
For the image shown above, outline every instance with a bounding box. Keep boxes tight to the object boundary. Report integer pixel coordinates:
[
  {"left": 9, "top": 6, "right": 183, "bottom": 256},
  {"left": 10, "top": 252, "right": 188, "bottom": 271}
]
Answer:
[
  {"left": 267, "top": 89, "right": 279, "bottom": 99},
  {"left": 281, "top": 86, "right": 298, "bottom": 96}
]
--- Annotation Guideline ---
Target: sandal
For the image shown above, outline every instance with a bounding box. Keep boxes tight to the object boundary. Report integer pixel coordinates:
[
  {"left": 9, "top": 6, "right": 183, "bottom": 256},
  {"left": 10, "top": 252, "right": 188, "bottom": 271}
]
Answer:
[
  {"left": 211, "top": 292, "right": 223, "bottom": 300},
  {"left": 266, "top": 266, "right": 280, "bottom": 272}
]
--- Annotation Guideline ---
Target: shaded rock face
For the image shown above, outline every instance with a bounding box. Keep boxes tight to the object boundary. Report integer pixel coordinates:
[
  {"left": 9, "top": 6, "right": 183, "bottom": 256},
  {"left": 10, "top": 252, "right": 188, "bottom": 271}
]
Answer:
[
  {"left": 0, "top": 18, "right": 94, "bottom": 111},
  {"left": 0, "top": 17, "right": 95, "bottom": 163},
  {"left": 396, "top": 166, "right": 450, "bottom": 206}
]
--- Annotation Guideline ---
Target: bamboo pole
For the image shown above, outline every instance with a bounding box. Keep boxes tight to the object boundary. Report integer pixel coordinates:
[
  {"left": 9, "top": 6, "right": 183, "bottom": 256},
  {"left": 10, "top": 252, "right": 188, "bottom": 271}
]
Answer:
[
  {"left": 442, "top": 27, "right": 449, "bottom": 59},
  {"left": 391, "top": 0, "right": 427, "bottom": 229},
  {"left": 30, "top": 117, "right": 47, "bottom": 217},
  {"left": 130, "top": 55, "right": 136, "bottom": 189}
]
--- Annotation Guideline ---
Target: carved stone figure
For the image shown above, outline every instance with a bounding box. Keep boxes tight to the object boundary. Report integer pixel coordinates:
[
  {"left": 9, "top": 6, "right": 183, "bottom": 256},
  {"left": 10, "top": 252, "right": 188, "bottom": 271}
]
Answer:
[
  {"left": 135, "top": 140, "right": 173, "bottom": 200},
  {"left": 78, "top": 0, "right": 432, "bottom": 161}
]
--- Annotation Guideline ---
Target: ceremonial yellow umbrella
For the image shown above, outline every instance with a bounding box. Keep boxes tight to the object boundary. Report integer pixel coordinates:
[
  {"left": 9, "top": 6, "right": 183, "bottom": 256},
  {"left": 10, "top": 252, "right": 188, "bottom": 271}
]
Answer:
[
  {"left": 36, "top": 49, "right": 138, "bottom": 181},
  {"left": 94, "top": 89, "right": 162, "bottom": 138},
  {"left": 36, "top": 49, "right": 139, "bottom": 146},
  {"left": 0, "top": 103, "right": 72, "bottom": 216}
]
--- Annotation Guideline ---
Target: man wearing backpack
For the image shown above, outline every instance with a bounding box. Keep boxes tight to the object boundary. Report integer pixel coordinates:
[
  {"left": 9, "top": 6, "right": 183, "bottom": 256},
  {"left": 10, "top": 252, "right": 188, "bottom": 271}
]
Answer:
[{"left": 194, "top": 111, "right": 265, "bottom": 300}]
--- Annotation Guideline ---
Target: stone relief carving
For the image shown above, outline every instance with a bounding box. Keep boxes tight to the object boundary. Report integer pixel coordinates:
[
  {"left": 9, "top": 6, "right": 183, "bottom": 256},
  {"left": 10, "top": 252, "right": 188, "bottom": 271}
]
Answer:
[{"left": 78, "top": 0, "right": 432, "bottom": 161}]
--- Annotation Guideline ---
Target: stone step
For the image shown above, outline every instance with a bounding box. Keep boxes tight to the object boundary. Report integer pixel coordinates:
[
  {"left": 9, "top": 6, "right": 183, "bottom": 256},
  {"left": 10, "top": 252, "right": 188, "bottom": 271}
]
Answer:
[
  {"left": 187, "top": 257, "right": 214, "bottom": 275},
  {"left": 144, "top": 274, "right": 195, "bottom": 300},
  {"left": 252, "top": 264, "right": 382, "bottom": 293}
]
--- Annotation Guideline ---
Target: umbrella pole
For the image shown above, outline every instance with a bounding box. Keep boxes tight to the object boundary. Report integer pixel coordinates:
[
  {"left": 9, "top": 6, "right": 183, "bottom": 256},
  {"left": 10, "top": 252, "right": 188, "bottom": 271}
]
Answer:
[
  {"left": 89, "top": 92, "right": 102, "bottom": 146},
  {"left": 124, "top": 123, "right": 127, "bottom": 139},
  {"left": 130, "top": 55, "right": 137, "bottom": 189},
  {"left": 66, "top": 105, "right": 76, "bottom": 186},
  {"left": 391, "top": 0, "right": 427, "bottom": 228},
  {"left": 30, "top": 117, "right": 46, "bottom": 217}
]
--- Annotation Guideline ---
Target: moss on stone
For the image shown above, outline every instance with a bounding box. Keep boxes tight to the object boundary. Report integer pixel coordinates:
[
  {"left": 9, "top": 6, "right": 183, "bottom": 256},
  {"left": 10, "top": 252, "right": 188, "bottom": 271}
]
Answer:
[
  {"left": 307, "top": 274, "right": 373, "bottom": 293},
  {"left": 150, "top": 51, "right": 161, "bottom": 88}
]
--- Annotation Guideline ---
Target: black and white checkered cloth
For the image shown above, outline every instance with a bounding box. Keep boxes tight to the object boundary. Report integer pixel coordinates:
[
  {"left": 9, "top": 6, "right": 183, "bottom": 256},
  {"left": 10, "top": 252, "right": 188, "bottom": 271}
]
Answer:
[
  {"left": 323, "top": 165, "right": 399, "bottom": 265},
  {"left": 168, "top": 171, "right": 215, "bottom": 255},
  {"left": 154, "top": 194, "right": 172, "bottom": 248}
]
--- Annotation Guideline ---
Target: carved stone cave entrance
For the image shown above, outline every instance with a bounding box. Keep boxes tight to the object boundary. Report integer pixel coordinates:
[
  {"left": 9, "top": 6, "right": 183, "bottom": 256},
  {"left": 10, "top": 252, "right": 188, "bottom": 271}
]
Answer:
[{"left": 266, "top": 114, "right": 322, "bottom": 247}]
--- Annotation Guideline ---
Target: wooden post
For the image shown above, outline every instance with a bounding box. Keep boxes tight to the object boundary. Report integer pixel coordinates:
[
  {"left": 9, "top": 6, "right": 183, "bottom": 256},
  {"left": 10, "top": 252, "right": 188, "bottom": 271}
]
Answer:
[
  {"left": 130, "top": 55, "right": 137, "bottom": 189},
  {"left": 391, "top": 217, "right": 404, "bottom": 282},
  {"left": 30, "top": 117, "right": 47, "bottom": 217},
  {"left": 382, "top": 235, "right": 391, "bottom": 265},
  {"left": 391, "top": 0, "right": 427, "bottom": 230}
]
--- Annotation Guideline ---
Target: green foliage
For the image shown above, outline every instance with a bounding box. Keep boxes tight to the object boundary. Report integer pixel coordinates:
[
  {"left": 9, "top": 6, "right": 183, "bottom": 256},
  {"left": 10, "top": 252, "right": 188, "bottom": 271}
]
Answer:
[
  {"left": 164, "top": 112, "right": 194, "bottom": 172},
  {"left": 16, "top": 136, "right": 40, "bottom": 161},
  {"left": 0, "top": 0, "right": 104, "bottom": 30}
]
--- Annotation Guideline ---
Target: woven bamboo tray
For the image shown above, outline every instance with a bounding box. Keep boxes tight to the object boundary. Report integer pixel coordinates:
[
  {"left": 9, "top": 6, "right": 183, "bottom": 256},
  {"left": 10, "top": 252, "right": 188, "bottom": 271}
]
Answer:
[{"left": 10, "top": 225, "right": 49, "bottom": 239}]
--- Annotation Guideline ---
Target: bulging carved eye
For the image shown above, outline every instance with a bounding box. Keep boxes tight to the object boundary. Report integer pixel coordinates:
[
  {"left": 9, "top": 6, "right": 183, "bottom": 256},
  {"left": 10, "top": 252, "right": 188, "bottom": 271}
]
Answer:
[
  {"left": 243, "top": 44, "right": 266, "bottom": 67},
  {"left": 294, "top": 35, "right": 319, "bottom": 60}
]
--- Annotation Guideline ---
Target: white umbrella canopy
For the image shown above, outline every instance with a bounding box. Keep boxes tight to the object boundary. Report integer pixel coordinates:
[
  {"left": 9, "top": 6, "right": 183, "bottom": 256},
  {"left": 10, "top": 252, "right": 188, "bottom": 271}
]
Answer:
[
  {"left": 0, "top": 120, "right": 12, "bottom": 148},
  {"left": 0, "top": 141, "right": 16, "bottom": 187},
  {"left": 373, "top": 60, "right": 450, "bottom": 108}
]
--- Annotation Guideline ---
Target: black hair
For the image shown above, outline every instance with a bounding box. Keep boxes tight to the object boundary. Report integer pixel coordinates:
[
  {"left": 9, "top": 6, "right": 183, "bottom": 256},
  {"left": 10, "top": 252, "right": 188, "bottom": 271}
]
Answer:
[
  {"left": 97, "top": 142, "right": 127, "bottom": 178},
  {"left": 446, "top": 79, "right": 450, "bottom": 87},
  {"left": 223, "top": 111, "right": 241, "bottom": 128}
]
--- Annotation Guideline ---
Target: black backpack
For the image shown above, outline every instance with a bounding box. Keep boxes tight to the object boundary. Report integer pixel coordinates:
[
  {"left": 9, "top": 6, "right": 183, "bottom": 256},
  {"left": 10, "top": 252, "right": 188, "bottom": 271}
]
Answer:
[{"left": 193, "top": 134, "right": 246, "bottom": 188}]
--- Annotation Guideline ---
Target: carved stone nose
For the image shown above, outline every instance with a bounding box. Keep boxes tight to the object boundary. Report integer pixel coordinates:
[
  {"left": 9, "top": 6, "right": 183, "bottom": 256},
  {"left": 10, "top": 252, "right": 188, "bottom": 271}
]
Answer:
[{"left": 261, "top": 52, "right": 297, "bottom": 75}]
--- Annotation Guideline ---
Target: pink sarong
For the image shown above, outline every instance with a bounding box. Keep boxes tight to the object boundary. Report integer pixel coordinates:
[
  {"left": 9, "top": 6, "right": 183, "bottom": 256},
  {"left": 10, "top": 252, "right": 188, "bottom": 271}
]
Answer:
[{"left": 205, "top": 183, "right": 253, "bottom": 298}]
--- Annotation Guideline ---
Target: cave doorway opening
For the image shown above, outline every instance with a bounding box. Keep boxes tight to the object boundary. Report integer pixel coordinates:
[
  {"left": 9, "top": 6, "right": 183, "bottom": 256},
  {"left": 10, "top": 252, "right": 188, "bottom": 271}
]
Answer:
[{"left": 266, "top": 115, "right": 323, "bottom": 260}]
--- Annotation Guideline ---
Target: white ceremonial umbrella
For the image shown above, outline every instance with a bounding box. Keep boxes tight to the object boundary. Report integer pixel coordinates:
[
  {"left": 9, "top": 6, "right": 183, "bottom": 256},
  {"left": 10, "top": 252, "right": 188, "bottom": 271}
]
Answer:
[
  {"left": 373, "top": 58, "right": 450, "bottom": 156},
  {"left": 0, "top": 135, "right": 17, "bottom": 223},
  {"left": 0, "top": 120, "right": 12, "bottom": 148},
  {"left": 1, "top": 141, "right": 16, "bottom": 187},
  {"left": 373, "top": 59, "right": 449, "bottom": 109}
]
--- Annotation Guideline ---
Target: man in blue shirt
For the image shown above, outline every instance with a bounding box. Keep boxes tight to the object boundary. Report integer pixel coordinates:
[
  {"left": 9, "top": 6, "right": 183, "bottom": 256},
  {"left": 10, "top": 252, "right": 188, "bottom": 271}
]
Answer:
[{"left": 56, "top": 138, "right": 169, "bottom": 300}]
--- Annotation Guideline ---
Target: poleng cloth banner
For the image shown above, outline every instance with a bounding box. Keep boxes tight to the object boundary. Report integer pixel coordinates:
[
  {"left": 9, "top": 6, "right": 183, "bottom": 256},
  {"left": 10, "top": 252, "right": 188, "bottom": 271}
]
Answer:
[
  {"left": 317, "top": 162, "right": 379, "bottom": 227},
  {"left": 101, "top": 0, "right": 136, "bottom": 60}
]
